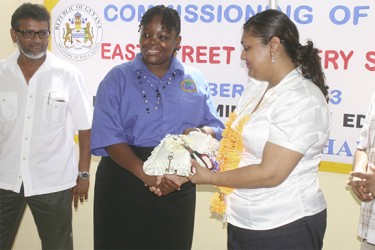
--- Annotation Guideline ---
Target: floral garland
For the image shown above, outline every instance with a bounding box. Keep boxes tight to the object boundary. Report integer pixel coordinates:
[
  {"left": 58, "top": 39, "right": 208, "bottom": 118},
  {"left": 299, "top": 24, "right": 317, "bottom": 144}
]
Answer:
[{"left": 210, "top": 111, "right": 250, "bottom": 217}]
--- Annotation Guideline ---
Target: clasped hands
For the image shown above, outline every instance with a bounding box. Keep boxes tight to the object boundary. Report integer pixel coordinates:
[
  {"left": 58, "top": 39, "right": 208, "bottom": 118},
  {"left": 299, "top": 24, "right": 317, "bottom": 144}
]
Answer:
[
  {"left": 347, "top": 166, "right": 375, "bottom": 202},
  {"left": 146, "top": 159, "right": 214, "bottom": 196},
  {"left": 146, "top": 127, "right": 215, "bottom": 196},
  {"left": 146, "top": 174, "right": 187, "bottom": 196}
]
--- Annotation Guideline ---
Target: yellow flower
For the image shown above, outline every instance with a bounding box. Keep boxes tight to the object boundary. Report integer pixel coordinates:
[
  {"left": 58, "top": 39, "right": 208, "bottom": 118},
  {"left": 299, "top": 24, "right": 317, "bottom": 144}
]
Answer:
[
  {"left": 210, "top": 192, "right": 227, "bottom": 215},
  {"left": 220, "top": 187, "right": 234, "bottom": 195},
  {"left": 210, "top": 112, "right": 249, "bottom": 217}
]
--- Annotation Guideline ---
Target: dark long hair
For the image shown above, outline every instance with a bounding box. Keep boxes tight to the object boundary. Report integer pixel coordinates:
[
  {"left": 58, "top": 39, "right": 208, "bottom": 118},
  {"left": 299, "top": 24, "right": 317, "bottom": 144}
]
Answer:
[{"left": 244, "top": 9, "right": 329, "bottom": 102}]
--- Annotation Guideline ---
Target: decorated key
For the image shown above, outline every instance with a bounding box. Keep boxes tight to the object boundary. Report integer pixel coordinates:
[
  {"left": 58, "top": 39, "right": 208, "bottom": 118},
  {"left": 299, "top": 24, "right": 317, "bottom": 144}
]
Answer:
[{"left": 166, "top": 152, "right": 174, "bottom": 173}]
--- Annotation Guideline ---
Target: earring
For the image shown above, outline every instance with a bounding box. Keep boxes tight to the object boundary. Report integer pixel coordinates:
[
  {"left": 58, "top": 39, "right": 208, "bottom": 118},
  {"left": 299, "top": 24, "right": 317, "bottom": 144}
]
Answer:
[{"left": 271, "top": 53, "right": 276, "bottom": 63}]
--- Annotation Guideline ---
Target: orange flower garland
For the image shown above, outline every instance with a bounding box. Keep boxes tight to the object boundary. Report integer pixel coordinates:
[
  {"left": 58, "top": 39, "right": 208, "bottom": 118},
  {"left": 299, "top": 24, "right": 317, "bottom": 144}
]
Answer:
[{"left": 210, "top": 112, "right": 250, "bottom": 217}]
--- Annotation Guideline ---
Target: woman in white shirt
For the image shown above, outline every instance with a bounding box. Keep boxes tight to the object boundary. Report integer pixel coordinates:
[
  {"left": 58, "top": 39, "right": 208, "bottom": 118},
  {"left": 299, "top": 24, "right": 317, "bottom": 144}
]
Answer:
[{"left": 188, "top": 9, "right": 331, "bottom": 250}]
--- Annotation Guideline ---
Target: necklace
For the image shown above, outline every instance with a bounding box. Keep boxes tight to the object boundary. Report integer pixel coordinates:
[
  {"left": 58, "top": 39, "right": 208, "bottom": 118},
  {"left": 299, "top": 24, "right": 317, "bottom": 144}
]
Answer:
[
  {"left": 136, "top": 70, "right": 177, "bottom": 113},
  {"left": 238, "top": 86, "right": 275, "bottom": 116},
  {"left": 211, "top": 87, "right": 276, "bottom": 218}
]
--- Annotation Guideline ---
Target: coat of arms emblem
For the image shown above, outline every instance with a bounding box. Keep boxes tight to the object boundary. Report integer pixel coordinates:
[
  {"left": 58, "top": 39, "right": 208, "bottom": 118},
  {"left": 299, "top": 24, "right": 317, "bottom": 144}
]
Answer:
[{"left": 54, "top": 4, "right": 102, "bottom": 61}]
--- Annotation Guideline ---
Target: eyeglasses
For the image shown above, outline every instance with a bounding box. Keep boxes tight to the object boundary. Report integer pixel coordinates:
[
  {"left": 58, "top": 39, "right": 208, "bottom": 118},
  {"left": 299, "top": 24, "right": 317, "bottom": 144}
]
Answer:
[{"left": 15, "top": 29, "right": 50, "bottom": 39}]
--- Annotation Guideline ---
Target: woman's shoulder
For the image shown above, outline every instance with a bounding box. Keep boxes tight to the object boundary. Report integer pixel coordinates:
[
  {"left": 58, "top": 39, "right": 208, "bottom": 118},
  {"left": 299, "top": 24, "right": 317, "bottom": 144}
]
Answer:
[
  {"left": 98, "top": 61, "right": 135, "bottom": 92},
  {"left": 102, "top": 61, "right": 134, "bottom": 82},
  {"left": 109, "top": 61, "right": 132, "bottom": 74},
  {"left": 278, "top": 72, "right": 327, "bottom": 107},
  {"left": 179, "top": 64, "right": 206, "bottom": 87},
  {"left": 181, "top": 63, "right": 201, "bottom": 74}
]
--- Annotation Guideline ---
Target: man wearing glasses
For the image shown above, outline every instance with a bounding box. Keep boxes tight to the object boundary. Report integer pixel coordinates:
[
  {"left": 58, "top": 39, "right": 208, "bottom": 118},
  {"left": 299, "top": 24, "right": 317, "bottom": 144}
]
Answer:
[{"left": 0, "top": 3, "right": 92, "bottom": 249}]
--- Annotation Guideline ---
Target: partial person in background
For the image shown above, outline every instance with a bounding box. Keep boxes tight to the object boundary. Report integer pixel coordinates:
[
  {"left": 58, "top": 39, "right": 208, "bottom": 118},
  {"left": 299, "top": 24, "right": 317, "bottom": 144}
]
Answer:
[
  {"left": 348, "top": 92, "right": 375, "bottom": 250},
  {"left": 0, "top": 3, "right": 92, "bottom": 250},
  {"left": 90, "top": 5, "right": 224, "bottom": 250},
  {"left": 188, "top": 9, "right": 330, "bottom": 250}
]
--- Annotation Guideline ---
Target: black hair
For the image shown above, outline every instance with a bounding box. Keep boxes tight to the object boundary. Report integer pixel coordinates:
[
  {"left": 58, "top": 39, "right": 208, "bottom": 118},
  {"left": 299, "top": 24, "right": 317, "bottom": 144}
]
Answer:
[
  {"left": 244, "top": 9, "right": 329, "bottom": 102},
  {"left": 11, "top": 3, "right": 50, "bottom": 30},
  {"left": 138, "top": 5, "right": 181, "bottom": 36}
]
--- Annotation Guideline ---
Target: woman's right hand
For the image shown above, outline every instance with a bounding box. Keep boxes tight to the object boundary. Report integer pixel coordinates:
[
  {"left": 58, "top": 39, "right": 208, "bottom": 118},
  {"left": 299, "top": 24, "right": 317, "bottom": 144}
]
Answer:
[
  {"left": 187, "top": 159, "right": 214, "bottom": 185},
  {"left": 145, "top": 175, "right": 180, "bottom": 196}
]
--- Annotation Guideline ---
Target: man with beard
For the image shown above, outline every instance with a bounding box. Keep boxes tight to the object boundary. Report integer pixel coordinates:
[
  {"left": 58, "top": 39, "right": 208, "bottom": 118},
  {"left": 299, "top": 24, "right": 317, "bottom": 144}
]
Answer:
[{"left": 0, "top": 3, "right": 92, "bottom": 249}]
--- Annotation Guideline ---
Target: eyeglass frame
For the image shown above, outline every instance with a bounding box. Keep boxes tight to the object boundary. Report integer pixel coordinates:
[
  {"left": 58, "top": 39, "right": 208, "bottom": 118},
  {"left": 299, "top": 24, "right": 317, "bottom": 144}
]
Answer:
[{"left": 14, "top": 28, "right": 51, "bottom": 39}]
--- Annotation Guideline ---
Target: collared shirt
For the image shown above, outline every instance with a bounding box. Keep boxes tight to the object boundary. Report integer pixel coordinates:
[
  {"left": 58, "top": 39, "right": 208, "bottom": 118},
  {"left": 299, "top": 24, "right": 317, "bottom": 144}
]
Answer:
[
  {"left": 226, "top": 69, "right": 331, "bottom": 230},
  {"left": 91, "top": 53, "right": 224, "bottom": 156},
  {"left": 357, "top": 92, "right": 375, "bottom": 244},
  {"left": 0, "top": 51, "right": 92, "bottom": 196}
]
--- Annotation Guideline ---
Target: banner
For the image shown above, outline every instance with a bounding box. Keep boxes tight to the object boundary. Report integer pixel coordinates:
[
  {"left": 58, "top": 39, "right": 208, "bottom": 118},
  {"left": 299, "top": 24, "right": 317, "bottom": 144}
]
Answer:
[{"left": 46, "top": 0, "right": 375, "bottom": 174}]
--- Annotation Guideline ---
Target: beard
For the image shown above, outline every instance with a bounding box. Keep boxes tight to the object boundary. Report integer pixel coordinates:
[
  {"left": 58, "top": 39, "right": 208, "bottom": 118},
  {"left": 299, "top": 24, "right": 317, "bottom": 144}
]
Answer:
[{"left": 16, "top": 38, "right": 47, "bottom": 60}]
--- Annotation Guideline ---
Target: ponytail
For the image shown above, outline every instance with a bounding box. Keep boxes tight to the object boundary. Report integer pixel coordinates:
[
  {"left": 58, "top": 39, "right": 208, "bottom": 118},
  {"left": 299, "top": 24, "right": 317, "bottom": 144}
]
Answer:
[
  {"left": 244, "top": 9, "right": 329, "bottom": 102},
  {"left": 294, "top": 40, "right": 329, "bottom": 102}
]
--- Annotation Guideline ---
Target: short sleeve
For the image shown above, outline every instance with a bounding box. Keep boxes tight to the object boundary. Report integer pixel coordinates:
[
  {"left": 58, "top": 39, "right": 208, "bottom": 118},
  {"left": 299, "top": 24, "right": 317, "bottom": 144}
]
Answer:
[
  {"left": 184, "top": 65, "right": 224, "bottom": 139},
  {"left": 90, "top": 67, "right": 128, "bottom": 156},
  {"left": 269, "top": 95, "right": 330, "bottom": 154},
  {"left": 358, "top": 93, "right": 375, "bottom": 150},
  {"left": 69, "top": 68, "right": 92, "bottom": 130}
]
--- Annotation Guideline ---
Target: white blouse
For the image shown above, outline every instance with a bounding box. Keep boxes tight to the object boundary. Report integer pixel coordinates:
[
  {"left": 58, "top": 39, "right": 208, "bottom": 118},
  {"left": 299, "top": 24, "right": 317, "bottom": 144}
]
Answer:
[{"left": 226, "top": 69, "right": 331, "bottom": 230}]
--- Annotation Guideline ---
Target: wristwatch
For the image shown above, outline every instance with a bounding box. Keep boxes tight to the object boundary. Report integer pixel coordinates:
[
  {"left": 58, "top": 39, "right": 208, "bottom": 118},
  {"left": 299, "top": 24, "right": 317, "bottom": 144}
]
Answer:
[{"left": 78, "top": 171, "right": 90, "bottom": 180}]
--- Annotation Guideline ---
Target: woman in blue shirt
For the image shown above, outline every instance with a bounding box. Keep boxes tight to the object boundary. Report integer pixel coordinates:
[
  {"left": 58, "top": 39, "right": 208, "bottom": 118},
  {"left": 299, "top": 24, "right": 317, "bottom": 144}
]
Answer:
[{"left": 90, "top": 5, "right": 224, "bottom": 250}]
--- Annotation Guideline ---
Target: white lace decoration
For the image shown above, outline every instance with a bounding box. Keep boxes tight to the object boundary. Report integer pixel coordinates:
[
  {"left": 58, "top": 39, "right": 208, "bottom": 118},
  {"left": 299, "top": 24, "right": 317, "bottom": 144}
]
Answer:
[{"left": 143, "top": 131, "right": 219, "bottom": 176}]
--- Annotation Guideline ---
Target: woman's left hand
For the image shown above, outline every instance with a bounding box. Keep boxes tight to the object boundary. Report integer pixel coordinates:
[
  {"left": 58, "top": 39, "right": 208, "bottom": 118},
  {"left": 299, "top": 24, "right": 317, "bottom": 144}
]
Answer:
[
  {"left": 148, "top": 176, "right": 180, "bottom": 196},
  {"left": 182, "top": 127, "right": 200, "bottom": 135},
  {"left": 187, "top": 159, "right": 214, "bottom": 184}
]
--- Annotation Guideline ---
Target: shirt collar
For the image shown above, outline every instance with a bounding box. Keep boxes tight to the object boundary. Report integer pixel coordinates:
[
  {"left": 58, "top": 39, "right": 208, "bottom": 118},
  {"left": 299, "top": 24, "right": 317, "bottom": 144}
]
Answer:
[
  {"left": 132, "top": 52, "right": 184, "bottom": 77},
  {"left": 5, "top": 50, "right": 53, "bottom": 74},
  {"left": 272, "top": 68, "right": 301, "bottom": 95},
  {"left": 4, "top": 50, "right": 20, "bottom": 71}
]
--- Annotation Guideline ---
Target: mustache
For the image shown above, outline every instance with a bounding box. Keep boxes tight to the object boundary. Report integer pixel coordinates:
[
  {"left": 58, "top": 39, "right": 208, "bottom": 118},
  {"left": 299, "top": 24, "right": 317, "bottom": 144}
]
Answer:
[{"left": 16, "top": 39, "right": 47, "bottom": 60}]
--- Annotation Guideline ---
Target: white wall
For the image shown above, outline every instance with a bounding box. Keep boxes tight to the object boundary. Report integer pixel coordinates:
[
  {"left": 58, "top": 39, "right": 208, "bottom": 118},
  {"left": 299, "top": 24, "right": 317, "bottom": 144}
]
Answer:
[{"left": 1, "top": 0, "right": 362, "bottom": 249}]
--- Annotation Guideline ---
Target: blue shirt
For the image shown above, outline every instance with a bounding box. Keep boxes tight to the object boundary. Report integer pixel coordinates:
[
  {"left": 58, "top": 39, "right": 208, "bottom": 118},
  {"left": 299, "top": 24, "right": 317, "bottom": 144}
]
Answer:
[{"left": 91, "top": 53, "right": 224, "bottom": 156}]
